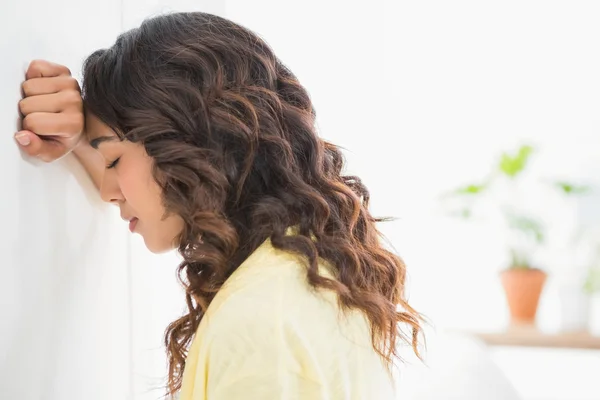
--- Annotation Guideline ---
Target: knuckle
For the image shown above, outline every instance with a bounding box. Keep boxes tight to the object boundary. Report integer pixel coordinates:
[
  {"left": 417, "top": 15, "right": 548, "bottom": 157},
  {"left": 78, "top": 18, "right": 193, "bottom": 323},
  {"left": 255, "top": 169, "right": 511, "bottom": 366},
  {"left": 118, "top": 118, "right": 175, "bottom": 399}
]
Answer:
[
  {"left": 75, "top": 111, "right": 85, "bottom": 126},
  {"left": 65, "top": 89, "right": 82, "bottom": 105},
  {"left": 68, "top": 77, "right": 81, "bottom": 92},
  {"left": 22, "top": 113, "right": 37, "bottom": 131},
  {"left": 21, "top": 80, "right": 32, "bottom": 95},
  {"left": 18, "top": 98, "right": 29, "bottom": 115},
  {"left": 73, "top": 113, "right": 85, "bottom": 131},
  {"left": 28, "top": 59, "right": 45, "bottom": 73},
  {"left": 65, "top": 111, "right": 84, "bottom": 134}
]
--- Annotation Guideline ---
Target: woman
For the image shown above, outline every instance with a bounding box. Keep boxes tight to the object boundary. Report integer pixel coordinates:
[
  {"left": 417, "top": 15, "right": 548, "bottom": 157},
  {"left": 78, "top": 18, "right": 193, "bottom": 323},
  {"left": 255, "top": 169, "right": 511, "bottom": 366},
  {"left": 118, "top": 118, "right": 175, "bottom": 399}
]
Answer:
[{"left": 15, "top": 12, "right": 422, "bottom": 400}]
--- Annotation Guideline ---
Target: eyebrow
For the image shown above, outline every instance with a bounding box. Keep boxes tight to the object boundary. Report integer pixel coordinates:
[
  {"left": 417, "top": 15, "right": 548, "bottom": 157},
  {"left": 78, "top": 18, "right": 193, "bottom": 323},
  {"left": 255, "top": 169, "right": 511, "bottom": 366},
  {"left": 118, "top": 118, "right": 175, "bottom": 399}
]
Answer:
[{"left": 89, "top": 136, "right": 118, "bottom": 149}]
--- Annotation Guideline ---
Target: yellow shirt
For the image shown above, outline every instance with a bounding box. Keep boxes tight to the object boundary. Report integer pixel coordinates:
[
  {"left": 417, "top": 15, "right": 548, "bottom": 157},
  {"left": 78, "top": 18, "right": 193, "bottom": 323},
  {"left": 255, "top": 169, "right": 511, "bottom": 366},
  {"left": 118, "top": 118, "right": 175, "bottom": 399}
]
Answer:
[{"left": 179, "top": 233, "right": 396, "bottom": 400}]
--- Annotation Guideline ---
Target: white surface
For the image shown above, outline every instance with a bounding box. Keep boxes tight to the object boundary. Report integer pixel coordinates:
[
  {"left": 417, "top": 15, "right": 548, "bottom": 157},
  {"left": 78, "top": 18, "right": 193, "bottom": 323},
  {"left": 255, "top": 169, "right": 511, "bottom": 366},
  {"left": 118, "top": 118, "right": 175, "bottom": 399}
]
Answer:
[
  {"left": 0, "top": 1, "right": 131, "bottom": 399},
  {"left": 590, "top": 294, "right": 600, "bottom": 337},
  {"left": 557, "top": 289, "right": 590, "bottom": 332},
  {"left": 396, "top": 328, "right": 521, "bottom": 400},
  {"left": 491, "top": 347, "right": 600, "bottom": 400}
]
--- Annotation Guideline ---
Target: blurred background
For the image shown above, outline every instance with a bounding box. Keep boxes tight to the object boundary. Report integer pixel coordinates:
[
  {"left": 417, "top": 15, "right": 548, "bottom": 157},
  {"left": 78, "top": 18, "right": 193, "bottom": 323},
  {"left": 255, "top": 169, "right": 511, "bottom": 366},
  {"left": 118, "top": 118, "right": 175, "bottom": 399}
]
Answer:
[{"left": 2, "top": 1, "right": 599, "bottom": 400}]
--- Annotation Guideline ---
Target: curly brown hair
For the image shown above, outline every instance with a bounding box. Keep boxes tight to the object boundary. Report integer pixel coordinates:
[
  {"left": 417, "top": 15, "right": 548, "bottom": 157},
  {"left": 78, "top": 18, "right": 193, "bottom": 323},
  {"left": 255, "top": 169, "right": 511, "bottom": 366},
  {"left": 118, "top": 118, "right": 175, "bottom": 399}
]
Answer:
[{"left": 81, "top": 11, "right": 423, "bottom": 398}]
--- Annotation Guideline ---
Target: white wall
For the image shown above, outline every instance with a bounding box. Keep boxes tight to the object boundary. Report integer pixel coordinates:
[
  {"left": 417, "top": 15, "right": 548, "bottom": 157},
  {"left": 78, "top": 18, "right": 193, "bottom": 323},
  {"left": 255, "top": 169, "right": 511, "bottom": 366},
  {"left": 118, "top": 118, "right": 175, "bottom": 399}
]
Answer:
[{"left": 0, "top": 1, "right": 131, "bottom": 399}]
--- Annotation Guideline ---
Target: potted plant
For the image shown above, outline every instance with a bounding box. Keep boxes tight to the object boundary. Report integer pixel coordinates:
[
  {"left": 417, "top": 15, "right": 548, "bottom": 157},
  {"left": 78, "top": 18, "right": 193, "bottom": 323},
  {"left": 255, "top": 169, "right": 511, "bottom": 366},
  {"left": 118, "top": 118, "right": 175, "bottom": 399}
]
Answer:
[
  {"left": 442, "top": 144, "right": 548, "bottom": 324},
  {"left": 499, "top": 211, "right": 547, "bottom": 324}
]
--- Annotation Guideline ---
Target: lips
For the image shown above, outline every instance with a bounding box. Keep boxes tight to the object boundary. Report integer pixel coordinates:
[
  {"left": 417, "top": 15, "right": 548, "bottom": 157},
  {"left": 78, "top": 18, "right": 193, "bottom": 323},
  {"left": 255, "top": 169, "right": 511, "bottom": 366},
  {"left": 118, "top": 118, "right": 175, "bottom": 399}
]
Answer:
[{"left": 129, "top": 217, "right": 139, "bottom": 233}]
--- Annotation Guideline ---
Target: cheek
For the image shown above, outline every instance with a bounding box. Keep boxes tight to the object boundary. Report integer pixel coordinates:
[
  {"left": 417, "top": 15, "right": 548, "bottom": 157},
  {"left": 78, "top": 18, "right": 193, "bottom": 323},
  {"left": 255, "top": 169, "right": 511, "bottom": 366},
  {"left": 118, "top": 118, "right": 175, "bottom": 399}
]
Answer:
[{"left": 118, "top": 157, "right": 162, "bottom": 217}]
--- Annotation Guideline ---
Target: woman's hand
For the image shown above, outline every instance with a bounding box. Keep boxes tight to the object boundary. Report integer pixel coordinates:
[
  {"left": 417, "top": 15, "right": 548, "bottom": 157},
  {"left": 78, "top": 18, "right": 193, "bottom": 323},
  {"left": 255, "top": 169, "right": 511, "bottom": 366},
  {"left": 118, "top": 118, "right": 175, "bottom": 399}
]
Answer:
[{"left": 15, "top": 59, "right": 85, "bottom": 162}]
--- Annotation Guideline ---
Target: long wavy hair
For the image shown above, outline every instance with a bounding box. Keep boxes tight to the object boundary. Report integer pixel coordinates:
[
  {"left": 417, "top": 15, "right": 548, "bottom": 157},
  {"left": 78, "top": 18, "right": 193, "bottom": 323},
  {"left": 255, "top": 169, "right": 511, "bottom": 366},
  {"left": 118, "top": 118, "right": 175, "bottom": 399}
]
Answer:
[{"left": 81, "top": 11, "right": 422, "bottom": 398}]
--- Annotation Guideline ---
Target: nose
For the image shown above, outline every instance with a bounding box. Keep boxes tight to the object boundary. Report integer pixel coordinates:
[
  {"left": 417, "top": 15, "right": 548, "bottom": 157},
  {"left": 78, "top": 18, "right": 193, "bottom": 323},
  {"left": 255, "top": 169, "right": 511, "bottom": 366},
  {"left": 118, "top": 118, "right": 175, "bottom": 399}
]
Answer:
[{"left": 100, "top": 169, "right": 124, "bottom": 204}]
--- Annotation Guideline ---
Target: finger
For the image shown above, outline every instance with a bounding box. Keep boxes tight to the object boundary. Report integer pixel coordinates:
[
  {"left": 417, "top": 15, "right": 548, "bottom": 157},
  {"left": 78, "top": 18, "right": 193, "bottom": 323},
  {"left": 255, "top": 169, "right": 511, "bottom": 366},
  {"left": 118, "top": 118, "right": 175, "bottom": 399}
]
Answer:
[
  {"left": 19, "top": 92, "right": 62, "bottom": 115},
  {"left": 14, "top": 130, "right": 68, "bottom": 162},
  {"left": 22, "top": 112, "right": 83, "bottom": 137},
  {"left": 26, "top": 59, "right": 71, "bottom": 80},
  {"left": 19, "top": 90, "right": 82, "bottom": 116},
  {"left": 22, "top": 76, "right": 80, "bottom": 97}
]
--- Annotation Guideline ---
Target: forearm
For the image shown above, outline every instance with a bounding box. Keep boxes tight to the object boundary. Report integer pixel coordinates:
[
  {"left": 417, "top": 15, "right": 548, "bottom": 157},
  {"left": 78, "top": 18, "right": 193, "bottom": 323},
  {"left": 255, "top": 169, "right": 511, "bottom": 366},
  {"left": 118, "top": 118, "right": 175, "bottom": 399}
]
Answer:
[{"left": 72, "top": 139, "right": 104, "bottom": 192}]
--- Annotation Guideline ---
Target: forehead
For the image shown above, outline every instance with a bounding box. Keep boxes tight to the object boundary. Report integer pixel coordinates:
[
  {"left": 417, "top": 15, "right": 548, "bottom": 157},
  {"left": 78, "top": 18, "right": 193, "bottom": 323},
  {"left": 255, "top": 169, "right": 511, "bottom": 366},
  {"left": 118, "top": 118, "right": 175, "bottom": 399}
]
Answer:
[{"left": 85, "top": 111, "right": 118, "bottom": 141}]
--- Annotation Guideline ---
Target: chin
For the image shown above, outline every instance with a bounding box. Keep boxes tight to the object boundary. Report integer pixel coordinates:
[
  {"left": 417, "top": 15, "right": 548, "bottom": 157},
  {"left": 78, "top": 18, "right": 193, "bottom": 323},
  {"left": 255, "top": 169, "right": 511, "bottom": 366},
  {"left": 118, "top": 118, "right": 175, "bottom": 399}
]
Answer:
[
  {"left": 141, "top": 222, "right": 183, "bottom": 254},
  {"left": 143, "top": 236, "right": 175, "bottom": 254}
]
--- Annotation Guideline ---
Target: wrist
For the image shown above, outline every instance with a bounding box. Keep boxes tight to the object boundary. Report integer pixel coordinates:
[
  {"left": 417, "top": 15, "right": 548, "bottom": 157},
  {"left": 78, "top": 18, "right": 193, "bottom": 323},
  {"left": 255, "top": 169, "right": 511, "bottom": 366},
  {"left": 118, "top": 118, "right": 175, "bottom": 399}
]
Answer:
[{"left": 72, "top": 136, "right": 91, "bottom": 156}]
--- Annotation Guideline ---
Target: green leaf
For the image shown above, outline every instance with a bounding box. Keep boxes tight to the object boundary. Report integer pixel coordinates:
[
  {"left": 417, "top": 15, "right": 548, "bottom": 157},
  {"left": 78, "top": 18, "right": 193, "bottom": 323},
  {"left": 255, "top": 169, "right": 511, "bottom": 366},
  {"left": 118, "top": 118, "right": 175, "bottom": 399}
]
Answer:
[
  {"left": 499, "top": 145, "right": 534, "bottom": 178},
  {"left": 455, "top": 183, "right": 486, "bottom": 195},
  {"left": 509, "top": 248, "right": 533, "bottom": 269},
  {"left": 506, "top": 213, "right": 545, "bottom": 244},
  {"left": 445, "top": 207, "right": 472, "bottom": 219},
  {"left": 583, "top": 268, "right": 600, "bottom": 294},
  {"left": 459, "top": 208, "right": 472, "bottom": 219},
  {"left": 554, "top": 181, "right": 591, "bottom": 195}
]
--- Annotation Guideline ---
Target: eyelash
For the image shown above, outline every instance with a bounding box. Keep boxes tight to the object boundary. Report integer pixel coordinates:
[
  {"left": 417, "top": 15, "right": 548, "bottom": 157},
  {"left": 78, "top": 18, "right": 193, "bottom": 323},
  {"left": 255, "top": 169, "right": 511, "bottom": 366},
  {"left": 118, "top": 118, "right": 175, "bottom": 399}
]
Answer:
[{"left": 106, "top": 158, "right": 120, "bottom": 169}]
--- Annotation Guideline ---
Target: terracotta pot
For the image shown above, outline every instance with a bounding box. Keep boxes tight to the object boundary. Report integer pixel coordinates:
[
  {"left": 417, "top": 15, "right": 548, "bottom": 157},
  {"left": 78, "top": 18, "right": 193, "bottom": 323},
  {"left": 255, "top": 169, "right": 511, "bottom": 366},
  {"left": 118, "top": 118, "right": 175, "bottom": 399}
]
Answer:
[{"left": 500, "top": 268, "right": 547, "bottom": 323}]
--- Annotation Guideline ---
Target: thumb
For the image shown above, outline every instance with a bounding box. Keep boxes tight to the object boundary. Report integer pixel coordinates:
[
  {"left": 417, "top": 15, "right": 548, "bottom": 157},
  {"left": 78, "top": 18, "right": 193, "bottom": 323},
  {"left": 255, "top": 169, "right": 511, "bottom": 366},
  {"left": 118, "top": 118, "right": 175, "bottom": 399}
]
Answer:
[{"left": 14, "top": 130, "right": 67, "bottom": 162}]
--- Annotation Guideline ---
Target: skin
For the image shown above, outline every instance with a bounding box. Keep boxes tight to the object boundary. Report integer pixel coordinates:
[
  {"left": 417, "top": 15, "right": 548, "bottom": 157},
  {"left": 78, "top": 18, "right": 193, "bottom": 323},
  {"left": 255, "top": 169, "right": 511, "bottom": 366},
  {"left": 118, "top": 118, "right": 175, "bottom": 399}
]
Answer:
[
  {"left": 15, "top": 59, "right": 183, "bottom": 254},
  {"left": 84, "top": 112, "right": 184, "bottom": 253}
]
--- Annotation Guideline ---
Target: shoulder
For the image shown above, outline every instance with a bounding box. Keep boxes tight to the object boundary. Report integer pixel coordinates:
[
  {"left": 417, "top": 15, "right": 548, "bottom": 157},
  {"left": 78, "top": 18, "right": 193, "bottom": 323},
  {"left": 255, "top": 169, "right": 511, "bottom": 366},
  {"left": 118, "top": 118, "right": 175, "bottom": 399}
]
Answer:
[
  {"left": 199, "top": 235, "right": 348, "bottom": 346},
  {"left": 197, "top": 250, "right": 291, "bottom": 374},
  {"left": 200, "top": 240, "right": 299, "bottom": 336}
]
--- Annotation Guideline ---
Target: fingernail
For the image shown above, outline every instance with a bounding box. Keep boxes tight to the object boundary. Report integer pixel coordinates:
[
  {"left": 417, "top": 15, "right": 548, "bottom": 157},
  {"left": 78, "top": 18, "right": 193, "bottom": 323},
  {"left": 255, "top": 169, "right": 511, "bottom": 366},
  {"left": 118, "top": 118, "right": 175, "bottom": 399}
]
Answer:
[{"left": 15, "top": 133, "right": 30, "bottom": 146}]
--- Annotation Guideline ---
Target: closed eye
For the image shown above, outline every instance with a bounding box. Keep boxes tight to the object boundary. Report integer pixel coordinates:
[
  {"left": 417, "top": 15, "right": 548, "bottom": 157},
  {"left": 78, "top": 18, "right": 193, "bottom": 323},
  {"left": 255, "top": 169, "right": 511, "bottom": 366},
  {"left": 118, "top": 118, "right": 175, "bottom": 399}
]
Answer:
[{"left": 106, "top": 157, "right": 120, "bottom": 169}]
